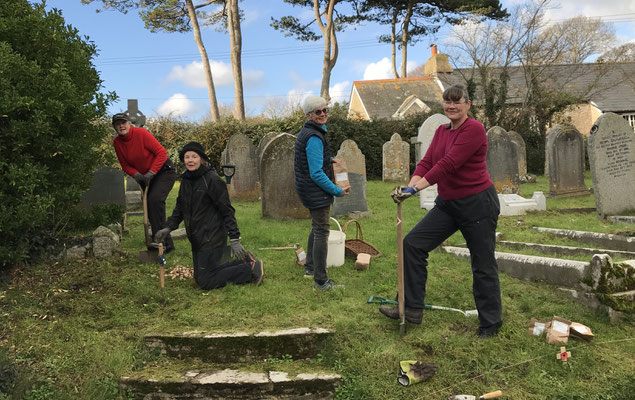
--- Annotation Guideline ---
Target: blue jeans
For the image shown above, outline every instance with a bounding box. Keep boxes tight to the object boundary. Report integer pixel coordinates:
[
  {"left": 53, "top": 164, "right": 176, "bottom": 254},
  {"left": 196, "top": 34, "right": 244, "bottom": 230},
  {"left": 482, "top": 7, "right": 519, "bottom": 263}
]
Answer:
[{"left": 305, "top": 206, "right": 331, "bottom": 284}]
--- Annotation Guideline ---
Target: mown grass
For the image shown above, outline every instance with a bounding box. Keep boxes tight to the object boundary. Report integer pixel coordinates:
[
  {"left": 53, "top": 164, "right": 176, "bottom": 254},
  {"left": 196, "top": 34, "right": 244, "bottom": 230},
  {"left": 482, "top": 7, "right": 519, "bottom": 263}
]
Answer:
[{"left": 0, "top": 177, "right": 634, "bottom": 399}]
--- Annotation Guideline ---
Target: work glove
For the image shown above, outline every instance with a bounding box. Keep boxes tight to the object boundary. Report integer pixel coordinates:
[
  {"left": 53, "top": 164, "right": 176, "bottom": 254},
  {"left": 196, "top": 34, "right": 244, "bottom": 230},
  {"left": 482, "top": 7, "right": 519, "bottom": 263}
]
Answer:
[
  {"left": 230, "top": 238, "right": 250, "bottom": 262},
  {"left": 390, "top": 185, "right": 416, "bottom": 204},
  {"left": 143, "top": 171, "right": 155, "bottom": 185},
  {"left": 133, "top": 172, "right": 145, "bottom": 186},
  {"left": 154, "top": 227, "right": 171, "bottom": 244}
]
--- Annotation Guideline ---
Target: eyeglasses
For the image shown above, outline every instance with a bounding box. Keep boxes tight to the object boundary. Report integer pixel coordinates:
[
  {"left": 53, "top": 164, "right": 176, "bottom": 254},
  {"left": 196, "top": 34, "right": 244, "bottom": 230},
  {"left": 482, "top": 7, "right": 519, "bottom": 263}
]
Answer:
[
  {"left": 443, "top": 100, "right": 467, "bottom": 106},
  {"left": 313, "top": 108, "right": 329, "bottom": 115}
]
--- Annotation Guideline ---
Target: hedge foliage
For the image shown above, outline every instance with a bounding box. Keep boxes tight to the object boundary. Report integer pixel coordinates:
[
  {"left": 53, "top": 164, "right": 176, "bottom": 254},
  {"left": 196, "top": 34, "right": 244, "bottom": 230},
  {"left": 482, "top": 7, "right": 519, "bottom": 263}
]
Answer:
[{"left": 0, "top": 1, "right": 114, "bottom": 268}]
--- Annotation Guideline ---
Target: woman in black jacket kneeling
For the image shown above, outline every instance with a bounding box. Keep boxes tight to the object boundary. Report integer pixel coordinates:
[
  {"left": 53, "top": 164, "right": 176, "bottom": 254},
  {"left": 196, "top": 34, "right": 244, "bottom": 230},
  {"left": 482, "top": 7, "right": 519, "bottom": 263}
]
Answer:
[{"left": 155, "top": 142, "right": 263, "bottom": 290}]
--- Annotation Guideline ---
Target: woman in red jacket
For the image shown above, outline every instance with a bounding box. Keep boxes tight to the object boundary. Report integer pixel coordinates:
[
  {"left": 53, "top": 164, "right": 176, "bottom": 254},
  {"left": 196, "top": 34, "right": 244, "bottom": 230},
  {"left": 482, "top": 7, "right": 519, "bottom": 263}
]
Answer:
[
  {"left": 112, "top": 113, "right": 176, "bottom": 252},
  {"left": 379, "top": 85, "right": 502, "bottom": 338}
]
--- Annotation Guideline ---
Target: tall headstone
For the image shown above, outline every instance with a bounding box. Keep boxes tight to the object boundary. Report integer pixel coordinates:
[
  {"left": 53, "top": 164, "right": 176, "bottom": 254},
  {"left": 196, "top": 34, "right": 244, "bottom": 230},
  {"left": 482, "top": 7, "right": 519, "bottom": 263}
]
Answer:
[
  {"left": 546, "top": 125, "right": 589, "bottom": 197},
  {"left": 260, "top": 133, "right": 309, "bottom": 219},
  {"left": 333, "top": 140, "right": 369, "bottom": 216},
  {"left": 588, "top": 113, "right": 635, "bottom": 218},
  {"left": 80, "top": 167, "right": 125, "bottom": 210},
  {"left": 382, "top": 133, "right": 409, "bottom": 182},
  {"left": 507, "top": 130, "right": 527, "bottom": 179},
  {"left": 415, "top": 114, "right": 450, "bottom": 210},
  {"left": 487, "top": 126, "right": 520, "bottom": 194},
  {"left": 257, "top": 131, "right": 283, "bottom": 184},
  {"left": 221, "top": 133, "right": 260, "bottom": 201}
]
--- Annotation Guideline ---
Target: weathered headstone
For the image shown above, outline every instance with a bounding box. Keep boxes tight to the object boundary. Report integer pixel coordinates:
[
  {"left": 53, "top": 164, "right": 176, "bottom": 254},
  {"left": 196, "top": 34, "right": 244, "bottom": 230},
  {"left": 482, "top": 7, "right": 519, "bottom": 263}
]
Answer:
[
  {"left": 415, "top": 114, "right": 449, "bottom": 210},
  {"left": 508, "top": 130, "right": 528, "bottom": 179},
  {"left": 80, "top": 167, "right": 125, "bottom": 209},
  {"left": 588, "top": 113, "right": 635, "bottom": 218},
  {"left": 382, "top": 133, "right": 409, "bottom": 182},
  {"left": 546, "top": 125, "right": 589, "bottom": 197},
  {"left": 257, "top": 131, "right": 284, "bottom": 184},
  {"left": 260, "top": 133, "right": 309, "bottom": 219},
  {"left": 221, "top": 133, "right": 260, "bottom": 201},
  {"left": 333, "top": 140, "right": 369, "bottom": 216},
  {"left": 487, "top": 126, "right": 520, "bottom": 194}
]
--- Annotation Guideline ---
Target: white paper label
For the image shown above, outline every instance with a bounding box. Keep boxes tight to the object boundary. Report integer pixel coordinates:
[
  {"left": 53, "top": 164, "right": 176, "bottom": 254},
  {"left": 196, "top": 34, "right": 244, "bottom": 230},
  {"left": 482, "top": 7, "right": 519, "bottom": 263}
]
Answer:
[
  {"left": 532, "top": 322, "right": 545, "bottom": 336},
  {"left": 297, "top": 251, "right": 306, "bottom": 261},
  {"left": 573, "top": 325, "right": 588, "bottom": 333},
  {"left": 552, "top": 320, "right": 569, "bottom": 334},
  {"left": 336, "top": 172, "right": 348, "bottom": 182}
]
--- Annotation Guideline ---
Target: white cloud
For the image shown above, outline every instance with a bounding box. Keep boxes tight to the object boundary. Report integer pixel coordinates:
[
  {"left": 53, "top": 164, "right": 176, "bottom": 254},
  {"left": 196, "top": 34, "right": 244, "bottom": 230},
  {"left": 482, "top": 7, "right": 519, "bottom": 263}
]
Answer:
[
  {"left": 542, "top": 0, "right": 635, "bottom": 22},
  {"left": 329, "top": 81, "right": 350, "bottom": 103},
  {"left": 157, "top": 93, "right": 197, "bottom": 117},
  {"left": 363, "top": 58, "right": 419, "bottom": 80},
  {"left": 167, "top": 60, "right": 264, "bottom": 88}
]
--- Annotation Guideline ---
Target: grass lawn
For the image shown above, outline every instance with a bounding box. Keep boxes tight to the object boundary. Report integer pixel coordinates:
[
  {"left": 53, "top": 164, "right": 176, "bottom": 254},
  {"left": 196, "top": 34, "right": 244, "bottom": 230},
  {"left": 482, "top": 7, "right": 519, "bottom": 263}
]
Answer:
[{"left": 1, "top": 177, "right": 634, "bottom": 399}]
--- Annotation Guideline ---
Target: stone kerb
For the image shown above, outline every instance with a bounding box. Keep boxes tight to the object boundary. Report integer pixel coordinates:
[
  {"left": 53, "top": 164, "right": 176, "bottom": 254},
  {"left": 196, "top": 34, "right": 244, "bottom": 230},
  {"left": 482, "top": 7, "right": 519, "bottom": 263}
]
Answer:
[
  {"left": 531, "top": 227, "right": 635, "bottom": 252},
  {"left": 382, "top": 133, "right": 410, "bottom": 182},
  {"left": 486, "top": 126, "right": 520, "bottom": 194},
  {"left": 260, "top": 133, "right": 310, "bottom": 219},
  {"left": 588, "top": 113, "right": 635, "bottom": 218},
  {"left": 333, "top": 140, "right": 369, "bottom": 216},
  {"left": 546, "top": 125, "right": 589, "bottom": 197},
  {"left": 221, "top": 133, "right": 260, "bottom": 201},
  {"left": 416, "top": 114, "right": 449, "bottom": 210}
]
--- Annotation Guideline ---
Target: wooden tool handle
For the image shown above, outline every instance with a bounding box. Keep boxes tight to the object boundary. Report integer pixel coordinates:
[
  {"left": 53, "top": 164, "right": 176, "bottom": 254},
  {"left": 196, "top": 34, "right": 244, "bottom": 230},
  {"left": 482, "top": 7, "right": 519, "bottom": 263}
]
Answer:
[
  {"left": 481, "top": 390, "right": 502, "bottom": 399},
  {"left": 159, "top": 266, "right": 165, "bottom": 289}
]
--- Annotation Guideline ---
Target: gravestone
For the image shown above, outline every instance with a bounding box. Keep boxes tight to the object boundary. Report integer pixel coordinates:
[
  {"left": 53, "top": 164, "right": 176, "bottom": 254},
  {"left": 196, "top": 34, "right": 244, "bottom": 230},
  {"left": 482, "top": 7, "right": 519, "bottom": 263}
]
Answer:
[
  {"left": 546, "top": 125, "right": 589, "bottom": 197},
  {"left": 487, "top": 126, "right": 520, "bottom": 194},
  {"left": 382, "top": 133, "right": 409, "bottom": 182},
  {"left": 507, "top": 130, "right": 528, "bottom": 179},
  {"left": 415, "top": 114, "right": 449, "bottom": 210},
  {"left": 260, "top": 133, "right": 309, "bottom": 219},
  {"left": 258, "top": 131, "right": 283, "bottom": 183},
  {"left": 588, "top": 113, "right": 635, "bottom": 218},
  {"left": 125, "top": 175, "right": 142, "bottom": 211},
  {"left": 221, "top": 133, "right": 260, "bottom": 201},
  {"left": 126, "top": 99, "right": 146, "bottom": 127},
  {"left": 80, "top": 167, "right": 125, "bottom": 210},
  {"left": 333, "top": 140, "right": 369, "bottom": 216}
]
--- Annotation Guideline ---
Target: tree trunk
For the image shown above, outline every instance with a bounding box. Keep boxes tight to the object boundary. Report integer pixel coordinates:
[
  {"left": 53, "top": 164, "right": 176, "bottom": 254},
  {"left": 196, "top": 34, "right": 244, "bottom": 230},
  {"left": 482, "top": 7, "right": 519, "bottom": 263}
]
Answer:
[
  {"left": 227, "top": 0, "right": 245, "bottom": 121},
  {"left": 315, "top": 0, "right": 338, "bottom": 102},
  {"left": 390, "top": 9, "right": 399, "bottom": 79},
  {"left": 400, "top": 2, "right": 413, "bottom": 78},
  {"left": 185, "top": 0, "right": 220, "bottom": 122}
]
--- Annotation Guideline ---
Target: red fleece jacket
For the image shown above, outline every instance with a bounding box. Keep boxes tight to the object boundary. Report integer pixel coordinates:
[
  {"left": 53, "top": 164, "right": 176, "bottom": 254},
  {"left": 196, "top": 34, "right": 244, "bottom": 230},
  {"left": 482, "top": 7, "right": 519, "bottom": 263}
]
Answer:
[
  {"left": 113, "top": 127, "right": 167, "bottom": 176},
  {"left": 413, "top": 117, "right": 492, "bottom": 200}
]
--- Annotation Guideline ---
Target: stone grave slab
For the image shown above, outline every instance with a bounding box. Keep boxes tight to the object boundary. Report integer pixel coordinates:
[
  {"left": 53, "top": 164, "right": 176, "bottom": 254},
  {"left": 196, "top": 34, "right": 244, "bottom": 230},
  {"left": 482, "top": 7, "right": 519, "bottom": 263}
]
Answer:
[
  {"left": 487, "top": 126, "right": 520, "bottom": 194},
  {"left": 546, "top": 125, "right": 590, "bottom": 197},
  {"left": 588, "top": 112, "right": 635, "bottom": 218},
  {"left": 498, "top": 192, "right": 546, "bottom": 216},
  {"left": 382, "top": 133, "right": 409, "bottom": 182},
  {"left": 221, "top": 133, "right": 260, "bottom": 201},
  {"left": 333, "top": 140, "right": 369, "bottom": 216}
]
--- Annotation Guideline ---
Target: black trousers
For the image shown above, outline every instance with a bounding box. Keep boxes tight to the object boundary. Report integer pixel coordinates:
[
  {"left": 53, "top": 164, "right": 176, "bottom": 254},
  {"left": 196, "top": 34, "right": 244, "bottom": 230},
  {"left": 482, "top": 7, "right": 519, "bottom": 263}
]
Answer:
[
  {"left": 192, "top": 246, "right": 253, "bottom": 290},
  {"left": 142, "top": 161, "right": 176, "bottom": 250},
  {"left": 403, "top": 185, "right": 502, "bottom": 330}
]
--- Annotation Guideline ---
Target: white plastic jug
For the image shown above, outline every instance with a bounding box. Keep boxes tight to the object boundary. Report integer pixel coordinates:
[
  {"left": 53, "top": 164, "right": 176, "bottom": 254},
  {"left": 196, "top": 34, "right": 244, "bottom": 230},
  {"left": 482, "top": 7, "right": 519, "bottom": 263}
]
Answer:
[{"left": 327, "top": 217, "right": 345, "bottom": 267}]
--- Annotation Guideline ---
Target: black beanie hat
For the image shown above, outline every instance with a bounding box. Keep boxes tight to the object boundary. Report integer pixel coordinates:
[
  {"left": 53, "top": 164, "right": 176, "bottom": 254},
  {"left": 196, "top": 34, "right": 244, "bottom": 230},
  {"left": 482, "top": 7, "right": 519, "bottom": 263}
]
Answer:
[{"left": 179, "top": 141, "right": 209, "bottom": 162}]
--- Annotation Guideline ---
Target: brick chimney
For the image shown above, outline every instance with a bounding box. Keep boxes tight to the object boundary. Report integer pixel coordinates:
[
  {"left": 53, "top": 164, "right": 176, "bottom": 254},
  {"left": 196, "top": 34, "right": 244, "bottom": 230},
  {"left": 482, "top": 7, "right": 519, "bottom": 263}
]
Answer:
[
  {"left": 423, "top": 44, "right": 453, "bottom": 76},
  {"left": 430, "top": 44, "right": 438, "bottom": 57}
]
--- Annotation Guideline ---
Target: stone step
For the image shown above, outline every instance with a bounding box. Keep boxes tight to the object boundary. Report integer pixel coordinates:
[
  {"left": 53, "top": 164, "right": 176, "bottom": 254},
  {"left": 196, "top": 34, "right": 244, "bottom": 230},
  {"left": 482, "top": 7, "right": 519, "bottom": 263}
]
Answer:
[
  {"left": 144, "top": 328, "right": 333, "bottom": 363},
  {"left": 531, "top": 227, "right": 635, "bottom": 252},
  {"left": 496, "top": 240, "right": 635, "bottom": 260},
  {"left": 442, "top": 246, "right": 590, "bottom": 288},
  {"left": 120, "top": 368, "right": 341, "bottom": 400}
]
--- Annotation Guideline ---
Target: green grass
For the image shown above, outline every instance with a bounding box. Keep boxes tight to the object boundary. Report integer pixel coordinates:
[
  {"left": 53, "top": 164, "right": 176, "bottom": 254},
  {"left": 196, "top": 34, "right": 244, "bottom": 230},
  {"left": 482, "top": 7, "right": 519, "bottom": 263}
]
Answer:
[{"left": 0, "top": 178, "right": 634, "bottom": 399}]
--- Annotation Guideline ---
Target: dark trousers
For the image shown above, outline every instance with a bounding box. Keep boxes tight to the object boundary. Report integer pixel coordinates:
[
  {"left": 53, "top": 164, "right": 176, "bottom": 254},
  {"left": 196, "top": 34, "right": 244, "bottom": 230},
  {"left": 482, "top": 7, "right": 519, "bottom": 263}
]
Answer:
[
  {"left": 192, "top": 246, "right": 253, "bottom": 290},
  {"left": 305, "top": 206, "right": 331, "bottom": 284},
  {"left": 403, "top": 185, "right": 502, "bottom": 330},
  {"left": 142, "top": 162, "right": 176, "bottom": 250}
]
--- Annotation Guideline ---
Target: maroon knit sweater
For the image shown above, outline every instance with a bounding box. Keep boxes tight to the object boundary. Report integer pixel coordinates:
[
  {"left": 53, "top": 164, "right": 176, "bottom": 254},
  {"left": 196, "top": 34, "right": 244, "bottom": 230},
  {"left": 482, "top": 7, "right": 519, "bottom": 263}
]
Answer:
[
  {"left": 113, "top": 127, "right": 167, "bottom": 176},
  {"left": 413, "top": 117, "right": 493, "bottom": 200}
]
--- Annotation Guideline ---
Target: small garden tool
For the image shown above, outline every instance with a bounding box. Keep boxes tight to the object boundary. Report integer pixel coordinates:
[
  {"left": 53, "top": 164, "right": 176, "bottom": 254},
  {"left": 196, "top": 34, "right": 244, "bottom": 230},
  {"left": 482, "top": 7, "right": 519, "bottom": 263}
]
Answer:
[{"left": 448, "top": 390, "right": 502, "bottom": 400}]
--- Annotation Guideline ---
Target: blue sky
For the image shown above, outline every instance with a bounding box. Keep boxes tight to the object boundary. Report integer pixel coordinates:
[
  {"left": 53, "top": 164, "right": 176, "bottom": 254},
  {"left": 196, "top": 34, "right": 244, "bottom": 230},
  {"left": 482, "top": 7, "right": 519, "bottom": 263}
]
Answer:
[{"left": 43, "top": 0, "right": 635, "bottom": 121}]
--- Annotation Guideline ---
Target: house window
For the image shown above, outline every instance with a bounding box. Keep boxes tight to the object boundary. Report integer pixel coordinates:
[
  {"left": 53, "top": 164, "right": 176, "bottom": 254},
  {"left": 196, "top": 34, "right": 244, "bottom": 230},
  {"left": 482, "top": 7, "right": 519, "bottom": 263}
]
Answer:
[{"left": 622, "top": 114, "right": 635, "bottom": 131}]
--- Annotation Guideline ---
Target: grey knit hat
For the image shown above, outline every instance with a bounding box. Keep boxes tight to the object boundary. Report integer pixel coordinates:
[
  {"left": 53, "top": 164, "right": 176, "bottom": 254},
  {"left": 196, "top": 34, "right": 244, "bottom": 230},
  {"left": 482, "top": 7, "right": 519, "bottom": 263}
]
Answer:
[{"left": 302, "top": 96, "right": 327, "bottom": 114}]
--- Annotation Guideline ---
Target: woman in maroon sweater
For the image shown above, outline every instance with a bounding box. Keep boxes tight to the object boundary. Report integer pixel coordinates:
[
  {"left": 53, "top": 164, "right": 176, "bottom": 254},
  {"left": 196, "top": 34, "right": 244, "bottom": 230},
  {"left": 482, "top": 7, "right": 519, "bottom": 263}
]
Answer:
[
  {"left": 379, "top": 85, "right": 502, "bottom": 338},
  {"left": 112, "top": 113, "right": 176, "bottom": 252}
]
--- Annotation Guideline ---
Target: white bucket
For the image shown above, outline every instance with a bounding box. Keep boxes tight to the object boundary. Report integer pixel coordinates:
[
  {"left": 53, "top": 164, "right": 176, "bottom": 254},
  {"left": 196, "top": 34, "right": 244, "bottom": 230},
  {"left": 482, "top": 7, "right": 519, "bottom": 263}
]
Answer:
[{"left": 326, "top": 217, "right": 346, "bottom": 267}]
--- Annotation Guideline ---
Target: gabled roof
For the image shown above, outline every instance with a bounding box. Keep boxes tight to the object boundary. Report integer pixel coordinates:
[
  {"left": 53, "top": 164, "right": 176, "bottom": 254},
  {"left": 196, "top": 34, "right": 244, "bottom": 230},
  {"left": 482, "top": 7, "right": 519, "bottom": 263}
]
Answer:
[
  {"left": 432, "top": 62, "right": 635, "bottom": 113},
  {"left": 351, "top": 76, "right": 443, "bottom": 120}
]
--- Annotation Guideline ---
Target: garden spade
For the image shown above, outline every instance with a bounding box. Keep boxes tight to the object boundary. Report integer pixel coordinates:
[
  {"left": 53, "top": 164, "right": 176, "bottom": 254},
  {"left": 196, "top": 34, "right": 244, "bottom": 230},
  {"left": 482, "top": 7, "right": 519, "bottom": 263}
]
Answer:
[
  {"left": 448, "top": 390, "right": 502, "bottom": 400},
  {"left": 139, "top": 185, "right": 160, "bottom": 263}
]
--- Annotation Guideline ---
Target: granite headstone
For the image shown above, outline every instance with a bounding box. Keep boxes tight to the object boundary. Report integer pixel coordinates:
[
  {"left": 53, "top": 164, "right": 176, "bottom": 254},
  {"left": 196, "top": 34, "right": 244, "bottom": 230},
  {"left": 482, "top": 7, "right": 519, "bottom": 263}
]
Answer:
[
  {"left": 333, "top": 140, "right": 369, "bottom": 216},
  {"left": 487, "top": 126, "right": 520, "bottom": 194},
  {"left": 546, "top": 125, "right": 589, "bottom": 197},
  {"left": 382, "top": 133, "right": 409, "bottom": 182},
  {"left": 221, "top": 133, "right": 260, "bottom": 201}
]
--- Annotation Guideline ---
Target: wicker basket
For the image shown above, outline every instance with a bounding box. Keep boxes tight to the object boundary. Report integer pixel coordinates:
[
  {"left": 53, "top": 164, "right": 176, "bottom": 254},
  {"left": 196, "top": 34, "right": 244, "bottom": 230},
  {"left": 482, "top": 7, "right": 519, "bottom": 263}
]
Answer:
[{"left": 342, "top": 219, "right": 381, "bottom": 259}]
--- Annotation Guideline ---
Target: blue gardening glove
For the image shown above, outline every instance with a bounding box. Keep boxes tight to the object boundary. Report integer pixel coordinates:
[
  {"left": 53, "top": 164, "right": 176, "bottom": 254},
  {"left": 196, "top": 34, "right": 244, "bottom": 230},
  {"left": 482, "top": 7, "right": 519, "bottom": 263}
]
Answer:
[
  {"left": 154, "top": 227, "right": 171, "bottom": 244},
  {"left": 230, "top": 238, "right": 250, "bottom": 262},
  {"left": 402, "top": 186, "right": 417, "bottom": 195},
  {"left": 143, "top": 171, "right": 155, "bottom": 185},
  {"left": 133, "top": 172, "right": 145, "bottom": 186}
]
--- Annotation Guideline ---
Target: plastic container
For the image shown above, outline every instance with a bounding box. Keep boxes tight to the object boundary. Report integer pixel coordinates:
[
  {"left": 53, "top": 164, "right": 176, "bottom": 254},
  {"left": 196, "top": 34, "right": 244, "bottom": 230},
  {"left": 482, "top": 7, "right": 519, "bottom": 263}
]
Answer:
[{"left": 327, "top": 217, "right": 346, "bottom": 267}]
